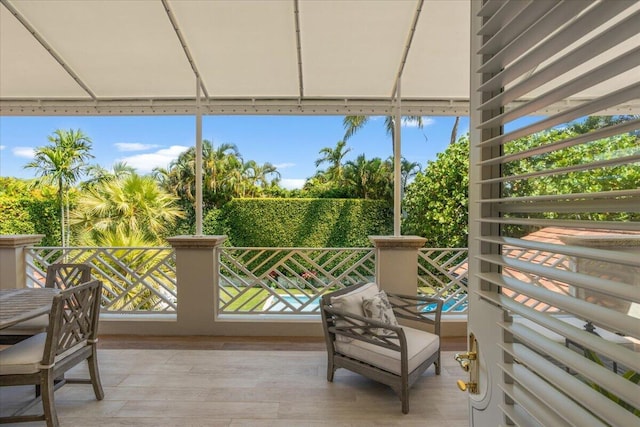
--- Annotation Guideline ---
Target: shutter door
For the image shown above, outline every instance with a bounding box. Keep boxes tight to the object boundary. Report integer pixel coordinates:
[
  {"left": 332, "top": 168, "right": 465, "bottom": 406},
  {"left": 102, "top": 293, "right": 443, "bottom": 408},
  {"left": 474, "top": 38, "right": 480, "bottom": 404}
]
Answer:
[{"left": 472, "top": 1, "right": 640, "bottom": 426}]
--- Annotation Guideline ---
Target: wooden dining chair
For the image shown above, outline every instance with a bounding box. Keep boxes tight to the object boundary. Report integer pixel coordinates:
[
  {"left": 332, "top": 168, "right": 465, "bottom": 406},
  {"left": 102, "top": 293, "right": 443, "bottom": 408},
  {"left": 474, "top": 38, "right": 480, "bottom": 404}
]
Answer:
[
  {"left": 0, "top": 280, "right": 104, "bottom": 427},
  {"left": 0, "top": 263, "right": 92, "bottom": 343},
  {"left": 44, "top": 263, "right": 93, "bottom": 290}
]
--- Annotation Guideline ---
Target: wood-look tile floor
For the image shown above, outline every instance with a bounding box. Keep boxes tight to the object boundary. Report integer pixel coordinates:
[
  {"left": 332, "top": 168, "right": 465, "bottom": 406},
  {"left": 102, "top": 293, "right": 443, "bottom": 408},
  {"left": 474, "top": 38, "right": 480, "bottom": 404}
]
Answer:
[{"left": 0, "top": 337, "right": 469, "bottom": 426}]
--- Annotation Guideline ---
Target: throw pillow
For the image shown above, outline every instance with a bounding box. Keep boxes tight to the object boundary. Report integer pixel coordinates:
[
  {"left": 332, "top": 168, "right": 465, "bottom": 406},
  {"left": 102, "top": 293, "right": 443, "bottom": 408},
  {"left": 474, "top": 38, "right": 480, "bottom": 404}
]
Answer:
[
  {"left": 362, "top": 291, "right": 399, "bottom": 336},
  {"left": 330, "top": 282, "right": 379, "bottom": 341}
]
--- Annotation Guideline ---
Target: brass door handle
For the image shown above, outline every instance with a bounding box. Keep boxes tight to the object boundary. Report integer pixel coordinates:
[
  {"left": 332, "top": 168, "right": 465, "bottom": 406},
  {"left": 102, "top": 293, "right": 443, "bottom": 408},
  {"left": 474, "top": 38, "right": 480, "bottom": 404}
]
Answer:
[
  {"left": 455, "top": 333, "right": 479, "bottom": 394},
  {"left": 457, "top": 379, "right": 477, "bottom": 393},
  {"left": 455, "top": 351, "right": 477, "bottom": 371}
]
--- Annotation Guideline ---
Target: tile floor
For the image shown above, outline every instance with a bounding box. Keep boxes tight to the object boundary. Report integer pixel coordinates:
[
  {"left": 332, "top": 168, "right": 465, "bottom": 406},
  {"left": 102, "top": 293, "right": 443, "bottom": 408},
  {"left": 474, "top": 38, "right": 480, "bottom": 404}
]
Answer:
[{"left": 0, "top": 339, "right": 469, "bottom": 426}]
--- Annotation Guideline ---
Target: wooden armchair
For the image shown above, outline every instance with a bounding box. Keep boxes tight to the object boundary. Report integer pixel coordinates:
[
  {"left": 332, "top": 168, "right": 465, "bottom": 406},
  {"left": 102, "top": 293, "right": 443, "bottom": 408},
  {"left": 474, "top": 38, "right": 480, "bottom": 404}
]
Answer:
[
  {"left": 321, "top": 282, "right": 443, "bottom": 414},
  {"left": 0, "top": 280, "right": 104, "bottom": 427},
  {"left": 0, "top": 263, "right": 92, "bottom": 343}
]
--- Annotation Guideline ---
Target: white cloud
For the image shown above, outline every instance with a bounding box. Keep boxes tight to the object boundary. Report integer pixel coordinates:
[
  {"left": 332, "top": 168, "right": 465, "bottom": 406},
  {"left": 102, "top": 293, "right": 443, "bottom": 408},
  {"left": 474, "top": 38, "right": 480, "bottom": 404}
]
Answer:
[
  {"left": 119, "top": 145, "right": 189, "bottom": 173},
  {"left": 0, "top": 145, "right": 5, "bottom": 150},
  {"left": 402, "top": 116, "right": 435, "bottom": 128},
  {"left": 280, "top": 178, "right": 305, "bottom": 190},
  {"left": 115, "top": 142, "right": 158, "bottom": 152},
  {"left": 12, "top": 147, "right": 35, "bottom": 158},
  {"left": 274, "top": 162, "right": 295, "bottom": 169}
]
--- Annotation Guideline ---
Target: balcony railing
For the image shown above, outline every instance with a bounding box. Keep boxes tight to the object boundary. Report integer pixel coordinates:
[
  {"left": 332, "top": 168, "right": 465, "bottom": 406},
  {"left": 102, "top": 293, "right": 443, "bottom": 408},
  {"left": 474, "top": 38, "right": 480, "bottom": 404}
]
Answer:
[
  {"left": 25, "top": 245, "right": 472, "bottom": 317},
  {"left": 26, "top": 246, "right": 177, "bottom": 313},
  {"left": 219, "top": 247, "right": 376, "bottom": 315},
  {"left": 418, "top": 248, "right": 469, "bottom": 313}
]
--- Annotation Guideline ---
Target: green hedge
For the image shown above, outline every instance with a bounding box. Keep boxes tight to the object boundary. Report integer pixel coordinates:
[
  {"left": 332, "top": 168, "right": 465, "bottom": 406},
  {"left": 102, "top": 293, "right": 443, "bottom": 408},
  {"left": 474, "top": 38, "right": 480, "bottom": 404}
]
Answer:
[
  {"left": 0, "top": 178, "right": 61, "bottom": 246},
  {"left": 204, "top": 198, "right": 392, "bottom": 247}
]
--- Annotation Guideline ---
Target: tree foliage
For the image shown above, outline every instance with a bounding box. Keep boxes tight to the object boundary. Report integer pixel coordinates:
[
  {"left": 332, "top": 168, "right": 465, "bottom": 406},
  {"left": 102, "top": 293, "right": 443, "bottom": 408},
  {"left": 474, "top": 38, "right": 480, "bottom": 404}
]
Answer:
[
  {"left": 403, "top": 137, "right": 469, "bottom": 248},
  {"left": 24, "top": 129, "right": 93, "bottom": 246},
  {"left": 206, "top": 198, "right": 392, "bottom": 247},
  {"left": 71, "top": 173, "right": 184, "bottom": 245},
  {"left": 0, "top": 177, "right": 61, "bottom": 246},
  {"left": 404, "top": 116, "right": 639, "bottom": 247}
]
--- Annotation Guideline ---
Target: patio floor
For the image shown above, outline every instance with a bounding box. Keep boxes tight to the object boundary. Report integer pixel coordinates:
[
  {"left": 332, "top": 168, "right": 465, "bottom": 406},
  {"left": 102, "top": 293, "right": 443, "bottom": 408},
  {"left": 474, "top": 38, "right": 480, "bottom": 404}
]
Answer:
[{"left": 0, "top": 337, "right": 468, "bottom": 426}]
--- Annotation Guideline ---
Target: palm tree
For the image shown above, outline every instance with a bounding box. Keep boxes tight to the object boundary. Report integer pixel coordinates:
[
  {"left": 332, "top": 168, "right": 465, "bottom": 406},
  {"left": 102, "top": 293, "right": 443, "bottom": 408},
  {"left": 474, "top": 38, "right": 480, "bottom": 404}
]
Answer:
[
  {"left": 400, "top": 159, "right": 421, "bottom": 195},
  {"left": 314, "top": 140, "right": 352, "bottom": 183},
  {"left": 71, "top": 173, "right": 183, "bottom": 245},
  {"left": 242, "top": 160, "right": 281, "bottom": 196},
  {"left": 343, "top": 115, "right": 424, "bottom": 145},
  {"left": 25, "top": 129, "right": 93, "bottom": 246},
  {"left": 449, "top": 116, "right": 460, "bottom": 145},
  {"left": 344, "top": 155, "right": 392, "bottom": 200},
  {"left": 85, "top": 161, "right": 135, "bottom": 187}
]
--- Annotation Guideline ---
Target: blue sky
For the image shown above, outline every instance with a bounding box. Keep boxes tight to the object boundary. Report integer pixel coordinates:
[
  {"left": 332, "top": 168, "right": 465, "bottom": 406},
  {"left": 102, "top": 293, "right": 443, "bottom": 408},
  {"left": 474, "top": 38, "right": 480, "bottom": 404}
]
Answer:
[{"left": 0, "top": 115, "right": 469, "bottom": 189}]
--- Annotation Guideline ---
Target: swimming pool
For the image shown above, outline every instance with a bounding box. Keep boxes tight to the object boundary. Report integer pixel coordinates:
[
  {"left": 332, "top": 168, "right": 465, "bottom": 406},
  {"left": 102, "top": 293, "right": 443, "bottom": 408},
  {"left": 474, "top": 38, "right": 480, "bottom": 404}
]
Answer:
[{"left": 264, "top": 294, "right": 467, "bottom": 313}]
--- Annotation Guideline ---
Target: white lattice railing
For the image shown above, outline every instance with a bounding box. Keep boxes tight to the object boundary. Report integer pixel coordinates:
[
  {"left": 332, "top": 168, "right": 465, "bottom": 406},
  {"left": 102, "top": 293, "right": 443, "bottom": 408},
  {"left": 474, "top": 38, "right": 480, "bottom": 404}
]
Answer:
[
  {"left": 25, "top": 245, "right": 519, "bottom": 318},
  {"left": 219, "top": 247, "right": 376, "bottom": 315},
  {"left": 26, "top": 247, "right": 177, "bottom": 313},
  {"left": 418, "top": 248, "right": 469, "bottom": 313},
  {"left": 417, "top": 247, "right": 573, "bottom": 315}
]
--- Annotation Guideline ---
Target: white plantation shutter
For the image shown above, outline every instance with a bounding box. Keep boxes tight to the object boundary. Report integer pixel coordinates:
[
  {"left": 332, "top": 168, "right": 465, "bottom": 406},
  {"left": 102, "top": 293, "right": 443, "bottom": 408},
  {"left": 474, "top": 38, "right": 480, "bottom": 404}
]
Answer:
[{"left": 471, "top": 1, "right": 640, "bottom": 426}]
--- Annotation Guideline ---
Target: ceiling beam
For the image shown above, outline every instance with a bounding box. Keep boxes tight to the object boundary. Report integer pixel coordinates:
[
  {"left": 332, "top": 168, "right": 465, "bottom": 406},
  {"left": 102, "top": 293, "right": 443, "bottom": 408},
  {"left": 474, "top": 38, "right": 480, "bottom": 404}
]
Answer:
[
  {"left": 0, "top": 97, "right": 472, "bottom": 116},
  {"left": 161, "top": 0, "right": 209, "bottom": 99},
  {"left": 390, "top": 0, "right": 424, "bottom": 100},
  {"left": 293, "top": 0, "right": 304, "bottom": 99},
  {"left": 4, "top": 96, "right": 639, "bottom": 117}
]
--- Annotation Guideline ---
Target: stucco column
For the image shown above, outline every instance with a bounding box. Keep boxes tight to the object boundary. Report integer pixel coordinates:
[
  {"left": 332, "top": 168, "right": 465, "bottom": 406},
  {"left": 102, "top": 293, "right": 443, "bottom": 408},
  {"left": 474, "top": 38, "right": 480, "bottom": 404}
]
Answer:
[
  {"left": 0, "top": 234, "right": 44, "bottom": 290},
  {"left": 369, "top": 235, "right": 426, "bottom": 295},
  {"left": 167, "top": 235, "right": 227, "bottom": 334},
  {"left": 0, "top": 234, "right": 44, "bottom": 289}
]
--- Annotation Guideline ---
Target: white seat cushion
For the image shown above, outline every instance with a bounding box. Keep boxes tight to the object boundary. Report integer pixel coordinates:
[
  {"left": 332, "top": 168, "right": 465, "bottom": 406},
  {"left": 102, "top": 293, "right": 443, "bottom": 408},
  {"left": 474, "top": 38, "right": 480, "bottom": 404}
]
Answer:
[
  {"left": 0, "top": 333, "right": 46, "bottom": 375},
  {"left": 335, "top": 325, "right": 439, "bottom": 375},
  {"left": 0, "top": 314, "right": 48, "bottom": 335}
]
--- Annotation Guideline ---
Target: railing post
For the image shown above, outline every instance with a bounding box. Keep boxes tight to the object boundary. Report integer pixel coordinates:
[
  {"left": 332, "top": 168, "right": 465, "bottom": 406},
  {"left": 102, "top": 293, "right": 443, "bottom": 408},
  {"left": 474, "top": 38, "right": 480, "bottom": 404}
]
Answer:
[
  {"left": 167, "top": 235, "right": 227, "bottom": 334},
  {"left": 369, "top": 235, "right": 426, "bottom": 295},
  {"left": 0, "top": 234, "right": 44, "bottom": 289}
]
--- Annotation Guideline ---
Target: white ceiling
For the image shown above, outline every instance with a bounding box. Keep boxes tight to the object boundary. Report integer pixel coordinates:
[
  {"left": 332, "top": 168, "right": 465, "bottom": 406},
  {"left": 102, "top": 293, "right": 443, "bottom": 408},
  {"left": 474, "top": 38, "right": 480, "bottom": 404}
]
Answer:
[
  {"left": 0, "top": 0, "right": 638, "bottom": 117},
  {"left": 0, "top": 0, "right": 470, "bottom": 116}
]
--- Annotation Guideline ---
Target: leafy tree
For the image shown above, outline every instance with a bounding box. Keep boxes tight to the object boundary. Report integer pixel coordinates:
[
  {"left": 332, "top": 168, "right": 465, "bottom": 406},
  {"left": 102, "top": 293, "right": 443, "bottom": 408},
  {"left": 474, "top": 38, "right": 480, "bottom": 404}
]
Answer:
[
  {"left": 0, "top": 177, "right": 61, "bottom": 246},
  {"left": 403, "top": 137, "right": 469, "bottom": 248},
  {"left": 25, "top": 129, "right": 93, "bottom": 246},
  {"left": 404, "top": 116, "right": 640, "bottom": 247}
]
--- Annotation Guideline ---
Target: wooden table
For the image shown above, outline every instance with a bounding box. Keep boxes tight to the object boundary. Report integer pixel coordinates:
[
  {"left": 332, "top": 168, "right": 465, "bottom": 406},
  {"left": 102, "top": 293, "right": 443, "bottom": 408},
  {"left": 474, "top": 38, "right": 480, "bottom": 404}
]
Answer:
[{"left": 0, "top": 288, "right": 60, "bottom": 330}]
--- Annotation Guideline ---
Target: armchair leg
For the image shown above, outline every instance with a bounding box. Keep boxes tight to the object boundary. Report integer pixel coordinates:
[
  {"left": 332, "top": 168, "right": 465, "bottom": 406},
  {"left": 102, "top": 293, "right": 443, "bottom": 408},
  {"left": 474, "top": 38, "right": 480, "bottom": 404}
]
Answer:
[
  {"left": 401, "top": 389, "right": 409, "bottom": 414},
  {"left": 88, "top": 350, "right": 104, "bottom": 400},
  {"left": 42, "top": 372, "right": 60, "bottom": 427},
  {"left": 435, "top": 351, "right": 441, "bottom": 375},
  {"left": 326, "top": 357, "right": 335, "bottom": 382}
]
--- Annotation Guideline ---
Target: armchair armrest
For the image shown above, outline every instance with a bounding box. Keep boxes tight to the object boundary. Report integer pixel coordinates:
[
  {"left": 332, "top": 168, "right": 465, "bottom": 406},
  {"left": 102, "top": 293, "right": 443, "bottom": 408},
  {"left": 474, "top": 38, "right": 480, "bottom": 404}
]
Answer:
[{"left": 386, "top": 292, "right": 443, "bottom": 335}]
